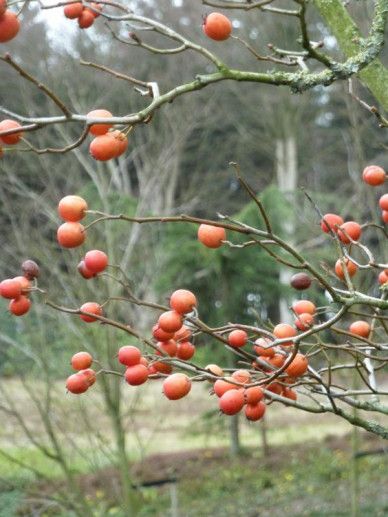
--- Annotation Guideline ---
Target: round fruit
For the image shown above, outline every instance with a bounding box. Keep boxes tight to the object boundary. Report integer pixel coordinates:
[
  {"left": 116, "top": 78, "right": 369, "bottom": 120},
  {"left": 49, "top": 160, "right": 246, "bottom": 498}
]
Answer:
[
  {"left": 174, "top": 325, "right": 192, "bottom": 342},
  {"left": 79, "top": 368, "right": 96, "bottom": 386},
  {"left": 266, "top": 382, "right": 283, "bottom": 395},
  {"left": 362, "top": 165, "right": 386, "bottom": 186},
  {"left": 231, "top": 370, "right": 251, "bottom": 384},
  {"left": 285, "top": 353, "right": 308, "bottom": 377},
  {"left": 382, "top": 211, "right": 388, "bottom": 224},
  {"left": 338, "top": 221, "right": 362, "bottom": 244},
  {"left": 125, "top": 364, "right": 149, "bottom": 386},
  {"left": 219, "top": 390, "right": 244, "bottom": 415},
  {"left": 244, "top": 386, "right": 264, "bottom": 405},
  {"left": 79, "top": 302, "right": 102, "bottom": 322},
  {"left": 0, "top": 278, "right": 22, "bottom": 299},
  {"left": 273, "top": 323, "right": 297, "bottom": 345},
  {"left": 205, "top": 364, "right": 224, "bottom": 377},
  {"left": 213, "top": 377, "right": 237, "bottom": 397},
  {"left": 197, "top": 224, "right": 226, "bottom": 248},
  {"left": 63, "top": 1, "right": 83, "bottom": 18},
  {"left": 334, "top": 258, "right": 358, "bottom": 279},
  {"left": 9, "top": 295, "right": 31, "bottom": 316},
  {"left": 110, "top": 130, "right": 128, "bottom": 157},
  {"left": 0, "top": 119, "right": 22, "bottom": 144},
  {"left": 245, "top": 401, "right": 266, "bottom": 421},
  {"left": 267, "top": 353, "right": 285, "bottom": 369},
  {"left": 157, "top": 339, "right": 177, "bottom": 357},
  {"left": 78, "top": 9, "right": 95, "bottom": 28},
  {"left": 21, "top": 259, "right": 40, "bottom": 280},
  {"left": 71, "top": 351, "right": 93, "bottom": 370},
  {"left": 152, "top": 361, "right": 173, "bottom": 375},
  {"left": 152, "top": 324, "right": 174, "bottom": 342},
  {"left": 295, "top": 312, "right": 314, "bottom": 331},
  {"left": 58, "top": 195, "right": 88, "bottom": 222},
  {"left": 118, "top": 345, "right": 141, "bottom": 367},
  {"left": 320, "top": 213, "right": 344, "bottom": 233},
  {"left": 379, "top": 194, "right": 388, "bottom": 211},
  {"left": 57, "top": 222, "right": 86, "bottom": 248},
  {"left": 89, "top": 133, "right": 120, "bottom": 161},
  {"left": 0, "top": 11, "right": 20, "bottom": 43},
  {"left": 378, "top": 270, "right": 388, "bottom": 285},
  {"left": 163, "top": 373, "right": 191, "bottom": 400},
  {"left": 349, "top": 320, "right": 371, "bottom": 338},
  {"left": 292, "top": 300, "right": 316, "bottom": 315},
  {"left": 13, "top": 276, "right": 30, "bottom": 293},
  {"left": 84, "top": 249, "right": 108, "bottom": 274},
  {"left": 169, "top": 289, "right": 197, "bottom": 314},
  {"left": 253, "top": 337, "right": 275, "bottom": 357},
  {"left": 203, "top": 12, "right": 232, "bottom": 41},
  {"left": 66, "top": 373, "right": 89, "bottom": 394},
  {"left": 158, "top": 311, "right": 182, "bottom": 333},
  {"left": 87, "top": 109, "right": 113, "bottom": 136},
  {"left": 228, "top": 329, "right": 248, "bottom": 348},
  {"left": 283, "top": 388, "right": 297, "bottom": 401},
  {"left": 176, "top": 341, "right": 195, "bottom": 360},
  {"left": 290, "top": 272, "right": 312, "bottom": 290},
  {"left": 77, "top": 260, "right": 96, "bottom": 279}
]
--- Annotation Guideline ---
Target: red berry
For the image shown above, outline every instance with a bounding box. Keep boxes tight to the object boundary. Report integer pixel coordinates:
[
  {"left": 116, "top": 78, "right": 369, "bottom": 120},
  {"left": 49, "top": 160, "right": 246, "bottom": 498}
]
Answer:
[
  {"left": 71, "top": 351, "right": 93, "bottom": 370},
  {"left": 253, "top": 337, "right": 275, "bottom": 357},
  {"left": 0, "top": 278, "right": 22, "bottom": 299},
  {"left": 125, "top": 364, "right": 149, "bottom": 386},
  {"left": 213, "top": 378, "right": 237, "bottom": 397},
  {"left": 152, "top": 324, "right": 174, "bottom": 342},
  {"left": 244, "top": 386, "right": 264, "bottom": 405},
  {"left": 219, "top": 390, "right": 244, "bottom": 415},
  {"left": 157, "top": 340, "right": 177, "bottom": 357},
  {"left": 84, "top": 249, "right": 108, "bottom": 274},
  {"left": 58, "top": 195, "right": 88, "bottom": 222},
  {"left": 79, "top": 302, "right": 102, "bottom": 322},
  {"left": 338, "top": 221, "right": 362, "bottom": 244},
  {"left": 295, "top": 312, "right": 314, "bottom": 331},
  {"left": 228, "top": 329, "right": 248, "bottom": 348},
  {"left": 13, "top": 276, "right": 30, "bottom": 293},
  {"left": 362, "top": 165, "right": 386, "bottom": 186},
  {"left": 320, "top": 213, "right": 344, "bottom": 233},
  {"left": 292, "top": 300, "right": 316, "bottom": 315},
  {"left": 203, "top": 12, "right": 232, "bottom": 41},
  {"left": 0, "top": 119, "right": 22, "bottom": 144},
  {"left": 382, "top": 211, "right": 388, "bottom": 224},
  {"left": 63, "top": 1, "right": 83, "bottom": 18},
  {"left": 158, "top": 311, "right": 183, "bottom": 333},
  {"left": 0, "top": 1, "right": 7, "bottom": 16},
  {"left": 176, "top": 341, "right": 195, "bottom": 360},
  {"left": 335, "top": 258, "right": 358, "bottom": 279},
  {"left": 231, "top": 370, "right": 251, "bottom": 384},
  {"left": 378, "top": 270, "right": 388, "bottom": 285},
  {"left": 285, "top": 353, "right": 308, "bottom": 377},
  {"left": 9, "top": 296, "right": 31, "bottom": 316},
  {"left": 163, "top": 373, "right": 191, "bottom": 400},
  {"left": 66, "top": 373, "right": 89, "bottom": 394},
  {"left": 79, "top": 368, "right": 96, "bottom": 386},
  {"left": 57, "top": 222, "right": 86, "bottom": 248},
  {"left": 118, "top": 345, "right": 141, "bottom": 367},
  {"left": 379, "top": 194, "right": 388, "bottom": 211},
  {"left": 197, "top": 224, "right": 226, "bottom": 248},
  {"left": 0, "top": 12, "right": 20, "bottom": 43},
  {"left": 169, "top": 289, "right": 197, "bottom": 314},
  {"left": 77, "top": 260, "right": 96, "bottom": 279},
  {"left": 245, "top": 401, "right": 266, "bottom": 421},
  {"left": 78, "top": 9, "right": 95, "bottom": 29},
  {"left": 174, "top": 325, "right": 192, "bottom": 342},
  {"left": 283, "top": 388, "right": 297, "bottom": 401},
  {"left": 273, "top": 323, "right": 297, "bottom": 345},
  {"left": 87, "top": 109, "right": 113, "bottom": 136},
  {"left": 349, "top": 320, "right": 371, "bottom": 338}
]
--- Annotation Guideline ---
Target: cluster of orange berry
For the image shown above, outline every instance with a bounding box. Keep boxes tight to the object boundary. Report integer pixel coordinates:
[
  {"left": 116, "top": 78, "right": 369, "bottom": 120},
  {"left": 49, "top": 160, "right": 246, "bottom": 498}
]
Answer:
[{"left": 64, "top": 1, "right": 102, "bottom": 29}]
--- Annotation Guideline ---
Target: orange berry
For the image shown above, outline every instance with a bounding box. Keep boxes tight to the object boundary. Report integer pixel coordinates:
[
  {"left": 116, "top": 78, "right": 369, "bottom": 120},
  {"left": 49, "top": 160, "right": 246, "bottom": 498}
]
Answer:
[
  {"left": 320, "top": 213, "right": 343, "bottom": 233},
  {"left": 63, "top": 1, "right": 83, "bottom": 18},
  {"left": 245, "top": 401, "right": 266, "bottom": 421},
  {"left": 362, "top": 165, "right": 386, "bottom": 186},
  {"left": 158, "top": 311, "right": 183, "bottom": 333},
  {"left": 253, "top": 337, "right": 275, "bottom": 357},
  {"left": 292, "top": 300, "right": 316, "bottom": 315},
  {"left": 78, "top": 9, "right": 95, "bottom": 29},
  {"left": 58, "top": 195, "right": 88, "bottom": 222},
  {"left": 285, "top": 353, "right": 308, "bottom": 377},
  {"left": 228, "top": 329, "right": 248, "bottom": 348},
  {"left": 273, "top": 323, "right": 297, "bottom": 346},
  {"left": 338, "top": 221, "right": 362, "bottom": 244},
  {"left": 349, "top": 320, "right": 371, "bottom": 338},
  {"left": 163, "top": 373, "right": 191, "bottom": 400},
  {"left": 219, "top": 390, "right": 244, "bottom": 415},
  {"left": 169, "top": 289, "right": 197, "bottom": 314},
  {"left": 71, "top": 351, "right": 93, "bottom": 370},
  {"left": 203, "top": 12, "right": 232, "bottom": 41},
  {"left": 118, "top": 345, "right": 141, "bottom": 367},
  {"left": 335, "top": 258, "right": 358, "bottom": 280},
  {"left": 197, "top": 224, "right": 226, "bottom": 248},
  {"left": 79, "top": 302, "right": 102, "bottom": 323},
  {"left": 87, "top": 109, "right": 113, "bottom": 136},
  {"left": 9, "top": 295, "right": 31, "bottom": 316},
  {"left": 57, "top": 222, "right": 86, "bottom": 248},
  {"left": 295, "top": 312, "right": 314, "bottom": 331},
  {"left": 0, "top": 11, "right": 20, "bottom": 43},
  {"left": 0, "top": 119, "right": 22, "bottom": 144},
  {"left": 125, "top": 364, "right": 149, "bottom": 386}
]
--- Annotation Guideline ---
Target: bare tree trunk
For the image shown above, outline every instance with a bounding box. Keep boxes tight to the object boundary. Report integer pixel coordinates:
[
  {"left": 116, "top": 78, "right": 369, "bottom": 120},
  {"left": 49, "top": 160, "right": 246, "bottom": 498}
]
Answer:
[{"left": 276, "top": 137, "right": 298, "bottom": 323}]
